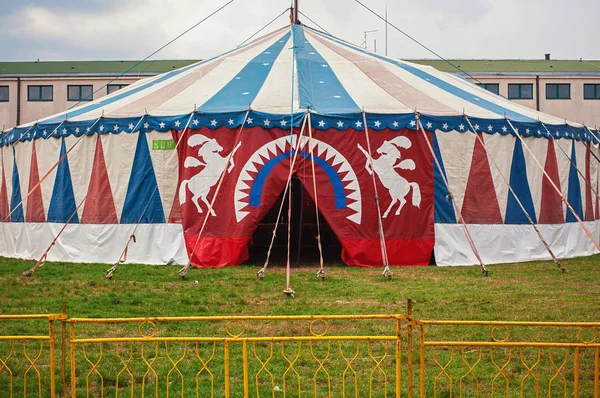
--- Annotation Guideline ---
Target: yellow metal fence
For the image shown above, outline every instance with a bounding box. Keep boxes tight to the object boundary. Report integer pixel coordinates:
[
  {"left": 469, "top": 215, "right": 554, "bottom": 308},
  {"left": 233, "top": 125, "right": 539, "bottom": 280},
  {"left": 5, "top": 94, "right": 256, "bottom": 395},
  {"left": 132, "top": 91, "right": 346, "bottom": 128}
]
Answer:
[{"left": 0, "top": 304, "right": 598, "bottom": 397}]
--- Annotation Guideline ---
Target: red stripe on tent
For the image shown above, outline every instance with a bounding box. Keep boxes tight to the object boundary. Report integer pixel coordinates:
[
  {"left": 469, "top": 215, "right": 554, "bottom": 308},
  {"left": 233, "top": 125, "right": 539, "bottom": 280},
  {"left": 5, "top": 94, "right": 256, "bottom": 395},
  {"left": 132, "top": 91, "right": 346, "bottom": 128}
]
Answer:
[
  {"left": 307, "top": 32, "right": 455, "bottom": 115},
  {"left": 81, "top": 136, "right": 118, "bottom": 224},
  {"left": 539, "top": 139, "right": 564, "bottom": 224},
  {"left": 585, "top": 143, "right": 594, "bottom": 221},
  {"left": 108, "top": 28, "right": 288, "bottom": 117},
  {"left": 168, "top": 188, "right": 182, "bottom": 224},
  {"left": 461, "top": 134, "right": 502, "bottom": 224},
  {"left": 26, "top": 141, "right": 45, "bottom": 222},
  {"left": 0, "top": 150, "right": 8, "bottom": 220}
]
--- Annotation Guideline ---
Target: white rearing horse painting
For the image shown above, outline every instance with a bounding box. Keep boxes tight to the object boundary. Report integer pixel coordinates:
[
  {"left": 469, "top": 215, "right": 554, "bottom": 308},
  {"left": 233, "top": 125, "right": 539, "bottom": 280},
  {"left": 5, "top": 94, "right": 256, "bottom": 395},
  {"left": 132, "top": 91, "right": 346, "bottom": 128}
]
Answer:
[
  {"left": 179, "top": 134, "right": 241, "bottom": 216},
  {"left": 358, "top": 136, "right": 421, "bottom": 218}
]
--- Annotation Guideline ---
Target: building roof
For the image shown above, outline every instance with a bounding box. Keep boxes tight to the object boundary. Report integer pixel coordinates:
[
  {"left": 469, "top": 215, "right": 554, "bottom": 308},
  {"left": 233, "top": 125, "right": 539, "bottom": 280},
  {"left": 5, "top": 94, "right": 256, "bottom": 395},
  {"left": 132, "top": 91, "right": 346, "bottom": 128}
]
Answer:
[
  {"left": 408, "top": 59, "right": 600, "bottom": 74},
  {"left": 1, "top": 58, "right": 600, "bottom": 77},
  {"left": 0, "top": 60, "right": 200, "bottom": 76}
]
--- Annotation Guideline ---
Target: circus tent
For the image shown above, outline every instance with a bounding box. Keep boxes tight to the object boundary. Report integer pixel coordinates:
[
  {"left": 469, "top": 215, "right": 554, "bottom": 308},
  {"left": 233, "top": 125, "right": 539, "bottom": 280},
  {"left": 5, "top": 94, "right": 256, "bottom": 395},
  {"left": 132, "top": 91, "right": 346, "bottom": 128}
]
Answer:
[{"left": 1, "top": 23, "right": 599, "bottom": 269}]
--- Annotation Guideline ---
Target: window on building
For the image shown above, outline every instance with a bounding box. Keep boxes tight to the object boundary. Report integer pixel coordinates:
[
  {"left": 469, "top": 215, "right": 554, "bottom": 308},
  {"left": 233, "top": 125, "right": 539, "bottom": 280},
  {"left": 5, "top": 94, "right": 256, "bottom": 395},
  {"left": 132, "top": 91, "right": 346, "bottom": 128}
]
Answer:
[
  {"left": 0, "top": 86, "right": 8, "bottom": 102},
  {"left": 107, "top": 84, "right": 129, "bottom": 94},
  {"left": 476, "top": 83, "right": 500, "bottom": 95},
  {"left": 67, "top": 85, "right": 93, "bottom": 101},
  {"left": 28, "top": 85, "right": 53, "bottom": 102},
  {"left": 546, "top": 83, "right": 570, "bottom": 99},
  {"left": 508, "top": 84, "right": 533, "bottom": 99},
  {"left": 584, "top": 84, "right": 600, "bottom": 100}
]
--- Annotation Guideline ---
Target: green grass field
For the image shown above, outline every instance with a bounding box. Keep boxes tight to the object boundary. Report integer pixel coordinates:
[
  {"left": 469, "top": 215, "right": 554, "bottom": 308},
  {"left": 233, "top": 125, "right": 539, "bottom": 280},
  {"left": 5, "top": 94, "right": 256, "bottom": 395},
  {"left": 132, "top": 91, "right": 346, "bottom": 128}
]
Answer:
[{"left": 0, "top": 255, "right": 599, "bottom": 397}]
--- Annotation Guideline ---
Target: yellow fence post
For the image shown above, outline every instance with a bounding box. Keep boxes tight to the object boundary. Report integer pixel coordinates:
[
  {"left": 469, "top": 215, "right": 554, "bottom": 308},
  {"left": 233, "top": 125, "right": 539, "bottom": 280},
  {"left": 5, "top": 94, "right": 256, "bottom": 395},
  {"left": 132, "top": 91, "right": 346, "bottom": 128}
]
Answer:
[
  {"left": 594, "top": 347, "right": 599, "bottom": 398},
  {"left": 407, "top": 299, "right": 413, "bottom": 398},
  {"left": 61, "top": 301, "right": 67, "bottom": 398},
  {"left": 69, "top": 321, "right": 76, "bottom": 398},
  {"left": 49, "top": 317, "right": 56, "bottom": 398},
  {"left": 224, "top": 341, "right": 230, "bottom": 398},
  {"left": 395, "top": 315, "right": 402, "bottom": 398},
  {"left": 242, "top": 340, "right": 249, "bottom": 398}
]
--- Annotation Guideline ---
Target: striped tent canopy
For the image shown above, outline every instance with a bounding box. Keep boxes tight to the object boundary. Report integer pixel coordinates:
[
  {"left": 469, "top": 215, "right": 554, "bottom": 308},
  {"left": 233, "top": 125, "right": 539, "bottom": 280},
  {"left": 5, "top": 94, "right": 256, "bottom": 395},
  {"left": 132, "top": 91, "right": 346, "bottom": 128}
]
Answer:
[
  {"left": 1, "top": 23, "right": 599, "bottom": 268},
  {"left": 1, "top": 25, "right": 597, "bottom": 143}
]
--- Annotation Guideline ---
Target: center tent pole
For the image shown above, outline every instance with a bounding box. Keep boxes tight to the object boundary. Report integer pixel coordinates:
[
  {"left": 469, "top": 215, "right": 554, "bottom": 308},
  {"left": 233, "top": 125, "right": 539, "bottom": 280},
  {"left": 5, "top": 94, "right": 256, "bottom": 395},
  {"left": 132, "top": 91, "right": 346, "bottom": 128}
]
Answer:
[
  {"left": 258, "top": 114, "right": 308, "bottom": 298},
  {"left": 179, "top": 110, "right": 250, "bottom": 279},
  {"left": 505, "top": 119, "right": 600, "bottom": 252},
  {"left": 415, "top": 113, "right": 489, "bottom": 275},
  {"left": 361, "top": 112, "right": 391, "bottom": 278},
  {"left": 463, "top": 116, "right": 564, "bottom": 272}
]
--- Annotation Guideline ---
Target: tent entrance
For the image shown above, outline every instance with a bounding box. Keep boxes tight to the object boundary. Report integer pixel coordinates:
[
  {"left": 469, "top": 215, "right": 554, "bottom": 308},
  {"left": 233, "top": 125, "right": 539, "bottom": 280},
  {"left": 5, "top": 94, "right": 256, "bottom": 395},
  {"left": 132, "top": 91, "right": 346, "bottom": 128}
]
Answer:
[{"left": 247, "top": 175, "right": 342, "bottom": 265}]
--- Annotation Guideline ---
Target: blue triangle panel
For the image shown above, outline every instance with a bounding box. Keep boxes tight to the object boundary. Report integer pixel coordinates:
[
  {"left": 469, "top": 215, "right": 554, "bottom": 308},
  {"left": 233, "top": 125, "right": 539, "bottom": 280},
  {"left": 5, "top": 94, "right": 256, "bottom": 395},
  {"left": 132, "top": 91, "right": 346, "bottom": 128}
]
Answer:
[
  {"left": 433, "top": 132, "right": 456, "bottom": 223},
  {"left": 121, "top": 132, "right": 165, "bottom": 224},
  {"left": 48, "top": 138, "right": 79, "bottom": 223},
  {"left": 9, "top": 147, "right": 24, "bottom": 222},
  {"left": 505, "top": 139, "right": 536, "bottom": 224},
  {"left": 566, "top": 142, "right": 583, "bottom": 222}
]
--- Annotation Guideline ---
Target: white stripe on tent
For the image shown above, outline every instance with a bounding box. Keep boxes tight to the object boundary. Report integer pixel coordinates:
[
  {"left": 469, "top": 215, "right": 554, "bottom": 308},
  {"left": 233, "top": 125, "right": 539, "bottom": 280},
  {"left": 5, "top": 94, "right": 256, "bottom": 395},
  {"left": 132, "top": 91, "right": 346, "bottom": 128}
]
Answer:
[
  {"left": 251, "top": 36, "right": 298, "bottom": 114},
  {"left": 101, "top": 132, "right": 138, "bottom": 221},
  {"left": 304, "top": 33, "right": 413, "bottom": 114},
  {"left": 65, "top": 135, "right": 96, "bottom": 220},
  {"left": 522, "top": 136, "right": 548, "bottom": 222},
  {"left": 484, "top": 132, "right": 515, "bottom": 223},
  {"left": 434, "top": 129, "right": 476, "bottom": 214},
  {"left": 0, "top": 223, "right": 188, "bottom": 265},
  {"left": 377, "top": 61, "right": 500, "bottom": 118},
  {"left": 435, "top": 222, "right": 599, "bottom": 266},
  {"left": 146, "top": 131, "right": 179, "bottom": 221},
  {"left": 152, "top": 30, "right": 288, "bottom": 116},
  {"left": 554, "top": 139, "right": 572, "bottom": 219}
]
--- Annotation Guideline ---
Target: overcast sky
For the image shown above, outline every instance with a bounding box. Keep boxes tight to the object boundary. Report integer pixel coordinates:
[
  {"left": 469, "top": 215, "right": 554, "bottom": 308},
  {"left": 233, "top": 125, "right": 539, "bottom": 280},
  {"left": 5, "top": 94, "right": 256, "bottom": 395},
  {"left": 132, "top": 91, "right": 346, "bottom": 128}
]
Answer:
[{"left": 0, "top": 0, "right": 598, "bottom": 62}]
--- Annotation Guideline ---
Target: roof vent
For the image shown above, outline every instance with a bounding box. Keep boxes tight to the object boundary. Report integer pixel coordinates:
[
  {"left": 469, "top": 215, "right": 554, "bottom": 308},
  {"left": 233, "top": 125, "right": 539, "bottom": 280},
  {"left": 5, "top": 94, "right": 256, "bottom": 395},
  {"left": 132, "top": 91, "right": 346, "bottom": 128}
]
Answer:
[{"left": 545, "top": 53, "right": 551, "bottom": 61}]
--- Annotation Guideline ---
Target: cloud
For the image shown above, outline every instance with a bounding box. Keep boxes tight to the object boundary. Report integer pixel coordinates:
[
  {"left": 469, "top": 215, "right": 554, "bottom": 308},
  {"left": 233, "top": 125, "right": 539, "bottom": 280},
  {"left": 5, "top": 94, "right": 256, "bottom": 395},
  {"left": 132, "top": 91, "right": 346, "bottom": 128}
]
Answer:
[{"left": 0, "top": 0, "right": 598, "bottom": 62}]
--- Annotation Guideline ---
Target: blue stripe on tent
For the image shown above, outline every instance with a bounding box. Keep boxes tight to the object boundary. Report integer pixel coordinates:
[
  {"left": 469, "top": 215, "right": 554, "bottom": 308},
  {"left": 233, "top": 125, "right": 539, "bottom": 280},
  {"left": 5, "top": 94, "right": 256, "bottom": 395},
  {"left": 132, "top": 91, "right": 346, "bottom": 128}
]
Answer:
[
  {"left": 121, "top": 132, "right": 165, "bottom": 224},
  {"left": 293, "top": 25, "right": 360, "bottom": 114},
  {"left": 307, "top": 27, "right": 534, "bottom": 122},
  {"left": 200, "top": 32, "right": 292, "bottom": 112},
  {"left": 566, "top": 142, "right": 584, "bottom": 222},
  {"left": 48, "top": 138, "right": 78, "bottom": 223},
  {"left": 505, "top": 139, "right": 537, "bottom": 224},
  {"left": 9, "top": 147, "right": 24, "bottom": 222},
  {"left": 299, "top": 152, "right": 346, "bottom": 209},
  {"left": 432, "top": 131, "right": 456, "bottom": 223},
  {"left": 250, "top": 152, "right": 291, "bottom": 207},
  {"left": 43, "top": 29, "right": 289, "bottom": 124}
]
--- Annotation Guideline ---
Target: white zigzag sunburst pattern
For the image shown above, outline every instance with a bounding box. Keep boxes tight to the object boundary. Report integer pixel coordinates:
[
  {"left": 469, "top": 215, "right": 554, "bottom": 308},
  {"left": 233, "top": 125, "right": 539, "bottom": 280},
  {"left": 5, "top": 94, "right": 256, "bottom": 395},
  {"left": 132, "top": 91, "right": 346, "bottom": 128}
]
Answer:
[{"left": 234, "top": 135, "right": 362, "bottom": 224}]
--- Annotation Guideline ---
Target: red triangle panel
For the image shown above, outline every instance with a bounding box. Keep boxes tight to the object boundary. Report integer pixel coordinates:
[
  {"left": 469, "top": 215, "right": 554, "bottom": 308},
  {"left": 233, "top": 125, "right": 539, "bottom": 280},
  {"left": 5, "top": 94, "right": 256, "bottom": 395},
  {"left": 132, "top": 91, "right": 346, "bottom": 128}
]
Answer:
[{"left": 81, "top": 136, "right": 118, "bottom": 224}]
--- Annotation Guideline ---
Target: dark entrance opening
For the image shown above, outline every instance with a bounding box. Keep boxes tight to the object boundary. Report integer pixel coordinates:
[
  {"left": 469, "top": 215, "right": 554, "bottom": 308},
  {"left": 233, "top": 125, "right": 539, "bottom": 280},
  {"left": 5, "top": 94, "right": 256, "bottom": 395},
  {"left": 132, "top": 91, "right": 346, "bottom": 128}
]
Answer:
[{"left": 247, "top": 175, "right": 343, "bottom": 265}]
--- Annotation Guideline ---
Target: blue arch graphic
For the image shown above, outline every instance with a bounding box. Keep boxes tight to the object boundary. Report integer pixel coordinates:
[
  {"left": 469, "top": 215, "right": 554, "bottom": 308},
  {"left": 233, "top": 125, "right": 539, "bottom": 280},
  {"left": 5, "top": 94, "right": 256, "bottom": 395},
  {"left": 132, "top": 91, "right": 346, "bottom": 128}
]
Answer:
[{"left": 248, "top": 151, "right": 347, "bottom": 209}]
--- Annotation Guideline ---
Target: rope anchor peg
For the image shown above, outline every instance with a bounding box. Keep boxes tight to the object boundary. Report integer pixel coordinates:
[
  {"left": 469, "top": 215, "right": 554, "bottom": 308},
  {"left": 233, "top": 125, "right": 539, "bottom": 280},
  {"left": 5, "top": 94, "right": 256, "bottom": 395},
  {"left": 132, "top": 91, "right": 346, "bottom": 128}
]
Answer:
[
  {"left": 283, "top": 288, "right": 296, "bottom": 298},
  {"left": 257, "top": 267, "right": 266, "bottom": 280},
  {"left": 316, "top": 268, "right": 325, "bottom": 280},
  {"left": 481, "top": 265, "right": 490, "bottom": 277},
  {"left": 382, "top": 265, "right": 393, "bottom": 279},
  {"left": 178, "top": 266, "right": 189, "bottom": 279}
]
